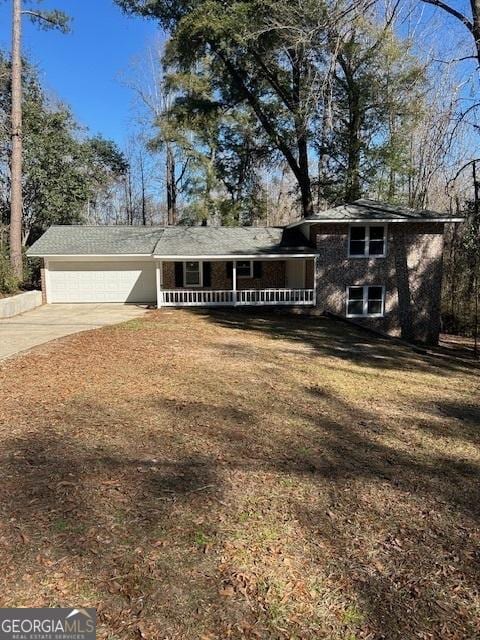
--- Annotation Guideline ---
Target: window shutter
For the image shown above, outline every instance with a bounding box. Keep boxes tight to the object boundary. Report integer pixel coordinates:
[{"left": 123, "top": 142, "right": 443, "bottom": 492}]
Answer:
[
  {"left": 253, "top": 261, "right": 263, "bottom": 278},
  {"left": 226, "top": 262, "right": 233, "bottom": 279},
  {"left": 174, "top": 262, "right": 183, "bottom": 287},
  {"left": 203, "top": 262, "right": 212, "bottom": 287}
]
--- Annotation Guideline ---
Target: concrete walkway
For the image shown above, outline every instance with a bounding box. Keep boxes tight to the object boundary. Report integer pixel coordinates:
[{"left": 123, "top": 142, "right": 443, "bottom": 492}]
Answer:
[{"left": 0, "top": 303, "right": 148, "bottom": 361}]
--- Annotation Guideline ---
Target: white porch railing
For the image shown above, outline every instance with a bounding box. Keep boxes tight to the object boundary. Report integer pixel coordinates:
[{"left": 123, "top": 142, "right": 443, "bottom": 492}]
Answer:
[
  {"left": 238, "top": 288, "right": 314, "bottom": 305},
  {"left": 160, "top": 289, "right": 235, "bottom": 306},
  {"left": 159, "top": 288, "right": 314, "bottom": 307}
]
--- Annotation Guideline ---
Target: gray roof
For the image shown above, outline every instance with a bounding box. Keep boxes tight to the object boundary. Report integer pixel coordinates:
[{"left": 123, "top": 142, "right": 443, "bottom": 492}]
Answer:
[
  {"left": 27, "top": 225, "right": 315, "bottom": 258},
  {"left": 27, "top": 225, "right": 165, "bottom": 256},
  {"left": 153, "top": 227, "right": 314, "bottom": 257},
  {"left": 290, "top": 199, "right": 462, "bottom": 225}
]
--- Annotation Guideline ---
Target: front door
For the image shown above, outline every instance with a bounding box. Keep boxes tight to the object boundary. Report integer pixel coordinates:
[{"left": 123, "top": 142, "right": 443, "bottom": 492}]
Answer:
[{"left": 286, "top": 260, "right": 306, "bottom": 288}]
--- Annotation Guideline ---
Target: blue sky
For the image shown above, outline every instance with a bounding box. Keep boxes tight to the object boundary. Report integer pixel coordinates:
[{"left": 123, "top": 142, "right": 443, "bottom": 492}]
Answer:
[{"left": 0, "top": 0, "right": 161, "bottom": 146}]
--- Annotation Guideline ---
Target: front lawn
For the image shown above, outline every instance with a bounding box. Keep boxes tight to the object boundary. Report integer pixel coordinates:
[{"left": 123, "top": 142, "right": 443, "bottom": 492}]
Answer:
[{"left": 0, "top": 310, "right": 478, "bottom": 639}]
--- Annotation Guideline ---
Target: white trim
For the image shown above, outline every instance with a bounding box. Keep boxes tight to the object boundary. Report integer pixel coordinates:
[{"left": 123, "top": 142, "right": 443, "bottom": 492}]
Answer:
[
  {"left": 31, "top": 253, "right": 317, "bottom": 260},
  {"left": 28, "top": 253, "right": 153, "bottom": 259},
  {"left": 236, "top": 259, "right": 254, "bottom": 279},
  {"left": 44, "top": 258, "right": 51, "bottom": 304},
  {"left": 348, "top": 223, "right": 387, "bottom": 258},
  {"left": 233, "top": 261, "right": 237, "bottom": 305},
  {"left": 287, "top": 217, "right": 463, "bottom": 228},
  {"left": 159, "top": 288, "right": 315, "bottom": 307},
  {"left": 156, "top": 261, "right": 162, "bottom": 309},
  {"left": 154, "top": 254, "right": 316, "bottom": 260},
  {"left": 346, "top": 285, "right": 385, "bottom": 318},
  {"left": 183, "top": 260, "right": 203, "bottom": 287}
]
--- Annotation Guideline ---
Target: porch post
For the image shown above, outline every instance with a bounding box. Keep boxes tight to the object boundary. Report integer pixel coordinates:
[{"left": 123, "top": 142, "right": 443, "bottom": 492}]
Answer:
[
  {"left": 156, "top": 261, "right": 163, "bottom": 308},
  {"left": 233, "top": 260, "right": 237, "bottom": 306},
  {"left": 313, "top": 256, "right": 318, "bottom": 307}
]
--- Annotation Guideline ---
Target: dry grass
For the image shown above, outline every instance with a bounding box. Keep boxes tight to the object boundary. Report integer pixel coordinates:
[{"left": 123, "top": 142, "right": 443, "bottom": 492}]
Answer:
[{"left": 0, "top": 309, "right": 479, "bottom": 640}]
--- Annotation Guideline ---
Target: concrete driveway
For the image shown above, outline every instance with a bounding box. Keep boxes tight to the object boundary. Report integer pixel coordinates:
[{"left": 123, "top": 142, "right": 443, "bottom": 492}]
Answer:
[{"left": 0, "top": 303, "right": 148, "bottom": 361}]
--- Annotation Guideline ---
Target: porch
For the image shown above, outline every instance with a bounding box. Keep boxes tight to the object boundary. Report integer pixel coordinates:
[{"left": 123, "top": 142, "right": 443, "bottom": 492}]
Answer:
[{"left": 155, "top": 258, "right": 317, "bottom": 308}]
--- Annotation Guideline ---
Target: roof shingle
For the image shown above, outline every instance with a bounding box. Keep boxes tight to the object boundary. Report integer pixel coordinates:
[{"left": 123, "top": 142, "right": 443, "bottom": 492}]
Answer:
[
  {"left": 27, "top": 225, "right": 315, "bottom": 258},
  {"left": 153, "top": 227, "right": 314, "bottom": 257},
  {"left": 27, "top": 226, "right": 165, "bottom": 256},
  {"left": 289, "top": 199, "right": 462, "bottom": 224}
]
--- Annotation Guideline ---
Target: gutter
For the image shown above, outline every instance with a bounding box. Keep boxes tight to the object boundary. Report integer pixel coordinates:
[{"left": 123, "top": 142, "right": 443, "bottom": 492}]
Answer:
[
  {"left": 152, "top": 253, "right": 317, "bottom": 260},
  {"left": 286, "top": 217, "right": 465, "bottom": 229}
]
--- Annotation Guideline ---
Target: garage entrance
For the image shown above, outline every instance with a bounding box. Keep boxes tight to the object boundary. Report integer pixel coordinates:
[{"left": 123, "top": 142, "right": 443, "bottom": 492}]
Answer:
[{"left": 46, "top": 260, "right": 157, "bottom": 304}]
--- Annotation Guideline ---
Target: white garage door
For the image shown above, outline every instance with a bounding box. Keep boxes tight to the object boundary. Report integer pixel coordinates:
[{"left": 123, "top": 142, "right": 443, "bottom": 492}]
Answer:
[{"left": 47, "top": 261, "right": 157, "bottom": 303}]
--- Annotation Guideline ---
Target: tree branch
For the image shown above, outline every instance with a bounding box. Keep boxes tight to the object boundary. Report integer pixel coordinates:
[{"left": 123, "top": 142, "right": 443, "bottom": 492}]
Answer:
[
  {"left": 175, "top": 157, "right": 189, "bottom": 187},
  {"left": 21, "top": 10, "right": 70, "bottom": 32},
  {"left": 248, "top": 49, "right": 294, "bottom": 113},
  {"left": 447, "top": 158, "right": 480, "bottom": 191},
  {"left": 432, "top": 55, "right": 478, "bottom": 64},
  {"left": 420, "top": 0, "right": 473, "bottom": 33},
  {"left": 211, "top": 45, "right": 303, "bottom": 182}
]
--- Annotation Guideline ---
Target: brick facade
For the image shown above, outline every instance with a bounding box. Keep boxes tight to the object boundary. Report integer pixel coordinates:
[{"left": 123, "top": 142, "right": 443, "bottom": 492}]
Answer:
[
  {"left": 162, "top": 260, "right": 287, "bottom": 290},
  {"left": 311, "top": 222, "right": 444, "bottom": 344},
  {"left": 157, "top": 222, "right": 444, "bottom": 345}
]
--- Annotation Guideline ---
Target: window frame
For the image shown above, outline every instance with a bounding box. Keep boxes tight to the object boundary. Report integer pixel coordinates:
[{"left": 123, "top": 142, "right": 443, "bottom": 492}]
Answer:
[
  {"left": 236, "top": 260, "right": 254, "bottom": 279},
  {"left": 183, "top": 261, "right": 203, "bottom": 287},
  {"left": 348, "top": 224, "right": 387, "bottom": 258},
  {"left": 346, "top": 285, "right": 385, "bottom": 318}
]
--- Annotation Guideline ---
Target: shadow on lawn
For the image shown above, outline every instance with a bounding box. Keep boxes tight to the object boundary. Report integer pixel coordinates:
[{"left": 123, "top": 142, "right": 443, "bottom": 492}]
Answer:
[
  {"left": 291, "top": 388, "right": 480, "bottom": 639},
  {"left": 3, "top": 389, "right": 478, "bottom": 638},
  {"left": 191, "top": 308, "right": 479, "bottom": 377},
  {"left": 0, "top": 429, "right": 237, "bottom": 636},
  {"left": 2, "top": 383, "right": 480, "bottom": 639}
]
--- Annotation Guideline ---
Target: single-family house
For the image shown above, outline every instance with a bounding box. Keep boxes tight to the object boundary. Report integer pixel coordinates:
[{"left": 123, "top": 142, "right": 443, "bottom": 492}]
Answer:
[{"left": 27, "top": 199, "right": 463, "bottom": 344}]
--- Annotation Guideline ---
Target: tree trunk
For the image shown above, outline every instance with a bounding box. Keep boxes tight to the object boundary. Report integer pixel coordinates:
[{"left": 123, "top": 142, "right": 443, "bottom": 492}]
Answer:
[
  {"left": 345, "top": 88, "right": 362, "bottom": 201},
  {"left": 125, "top": 171, "right": 134, "bottom": 225},
  {"left": 297, "top": 134, "right": 313, "bottom": 217},
  {"left": 317, "top": 107, "right": 331, "bottom": 209},
  {"left": 337, "top": 50, "right": 362, "bottom": 202},
  {"left": 212, "top": 45, "right": 314, "bottom": 218},
  {"left": 470, "top": 0, "right": 480, "bottom": 63},
  {"left": 140, "top": 156, "right": 146, "bottom": 225},
  {"left": 291, "top": 49, "right": 314, "bottom": 217},
  {"left": 166, "top": 144, "right": 176, "bottom": 225},
  {"left": 9, "top": 0, "right": 23, "bottom": 281}
]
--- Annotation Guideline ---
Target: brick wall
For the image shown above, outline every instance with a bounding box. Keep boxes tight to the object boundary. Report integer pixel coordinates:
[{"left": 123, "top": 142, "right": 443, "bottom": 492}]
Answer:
[
  {"left": 162, "top": 260, "right": 286, "bottom": 290},
  {"left": 311, "top": 222, "right": 444, "bottom": 344}
]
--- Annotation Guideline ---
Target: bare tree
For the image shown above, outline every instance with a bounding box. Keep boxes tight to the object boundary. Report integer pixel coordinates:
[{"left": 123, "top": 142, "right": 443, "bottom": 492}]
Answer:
[
  {"left": 420, "top": 0, "right": 480, "bottom": 66},
  {"left": 123, "top": 41, "right": 189, "bottom": 225}
]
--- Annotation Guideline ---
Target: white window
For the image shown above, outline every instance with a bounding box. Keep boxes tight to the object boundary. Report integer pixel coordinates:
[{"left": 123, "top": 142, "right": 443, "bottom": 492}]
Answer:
[
  {"left": 236, "top": 260, "right": 253, "bottom": 278},
  {"left": 347, "top": 285, "right": 385, "bottom": 317},
  {"left": 184, "top": 261, "right": 202, "bottom": 287},
  {"left": 349, "top": 225, "right": 386, "bottom": 257}
]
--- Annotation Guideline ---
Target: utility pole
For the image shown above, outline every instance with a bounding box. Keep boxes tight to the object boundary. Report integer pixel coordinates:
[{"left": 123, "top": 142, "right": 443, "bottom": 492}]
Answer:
[{"left": 9, "top": 0, "right": 23, "bottom": 281}]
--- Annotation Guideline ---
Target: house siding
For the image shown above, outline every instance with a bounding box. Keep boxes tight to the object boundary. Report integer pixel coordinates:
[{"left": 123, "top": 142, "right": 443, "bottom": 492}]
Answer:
[
  {"left": 162, "top": 260, "right": 286, "bottom": 290},
  {"left": 311, "top": 222, "right": 444, "bottom": 344}
]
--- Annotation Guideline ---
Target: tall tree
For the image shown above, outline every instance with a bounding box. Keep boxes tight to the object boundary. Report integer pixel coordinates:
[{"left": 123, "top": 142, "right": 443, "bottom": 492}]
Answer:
[
  {"left": 123, "top": 41, "right": 188, "bottom": 225},
  {"left": 9, "top": 0, "right": 69, "bottom": 281},
  {"left": 0, "top": 55, "right": 128, "bottom": 244},
  {"left": 115, "top": 0, "right": 374, "bottom": 217},
  {"left": 315, "top": 10, "right": 425, "bottom": 203},
  {"left": 420, "top": 0, "right": 480, "bottom": 67}
]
